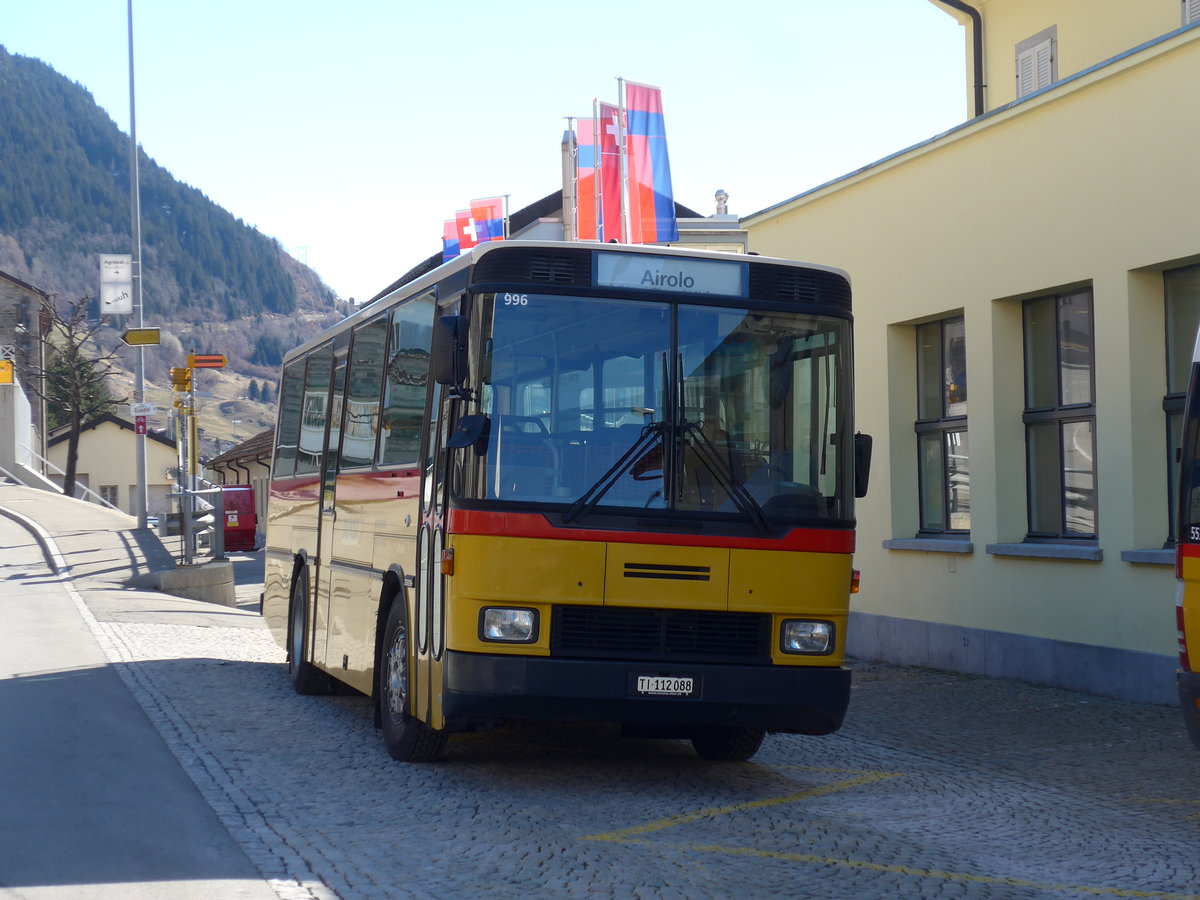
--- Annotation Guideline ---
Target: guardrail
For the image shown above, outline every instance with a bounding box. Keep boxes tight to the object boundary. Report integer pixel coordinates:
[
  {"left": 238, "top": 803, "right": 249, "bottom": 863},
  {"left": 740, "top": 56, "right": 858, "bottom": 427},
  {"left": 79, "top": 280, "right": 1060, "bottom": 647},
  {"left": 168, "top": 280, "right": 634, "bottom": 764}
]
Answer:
[{"left": 165, "top": 479, "right": 225, "bottom": 565}]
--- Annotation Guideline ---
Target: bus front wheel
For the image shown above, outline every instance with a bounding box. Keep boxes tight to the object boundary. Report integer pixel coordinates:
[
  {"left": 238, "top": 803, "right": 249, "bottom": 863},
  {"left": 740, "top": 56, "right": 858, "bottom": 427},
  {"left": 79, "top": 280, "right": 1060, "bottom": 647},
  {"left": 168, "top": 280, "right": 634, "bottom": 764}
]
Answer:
[
  {"left": 379, "top": 600, "right": 448, "bottom": 762},
  {"left": 288, "top": 571, "right": 330, "bottom": 695},
  {"left": 691, "top": 726, "right": 766, "bottom": 762}
]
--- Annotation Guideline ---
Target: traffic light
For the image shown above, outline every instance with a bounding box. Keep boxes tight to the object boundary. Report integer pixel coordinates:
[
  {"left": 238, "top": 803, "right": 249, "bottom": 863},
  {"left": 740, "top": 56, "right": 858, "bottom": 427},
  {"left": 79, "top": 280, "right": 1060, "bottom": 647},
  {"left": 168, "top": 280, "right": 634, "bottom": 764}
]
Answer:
[{"left": 169, "top": 366, "right": 193, "bottom": 392}]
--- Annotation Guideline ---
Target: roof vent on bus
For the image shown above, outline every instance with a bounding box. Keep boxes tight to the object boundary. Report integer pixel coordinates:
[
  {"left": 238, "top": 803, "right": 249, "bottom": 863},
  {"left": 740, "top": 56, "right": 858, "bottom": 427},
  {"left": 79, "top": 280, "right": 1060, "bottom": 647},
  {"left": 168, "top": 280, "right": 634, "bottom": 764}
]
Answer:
[
  {"left": 749, "top": 264, "right": 851, "bottom": 308},
  {"left": 471, "top": 247, "right": 592, "bottom": 288}
]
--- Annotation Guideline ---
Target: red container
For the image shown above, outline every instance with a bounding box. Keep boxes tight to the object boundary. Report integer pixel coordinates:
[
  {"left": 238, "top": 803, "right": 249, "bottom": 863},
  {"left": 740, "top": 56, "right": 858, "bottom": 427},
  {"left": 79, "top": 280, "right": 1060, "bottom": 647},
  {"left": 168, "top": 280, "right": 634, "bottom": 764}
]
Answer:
[{"left": 221, "top": 485, "right": 258, "bottom": 552}]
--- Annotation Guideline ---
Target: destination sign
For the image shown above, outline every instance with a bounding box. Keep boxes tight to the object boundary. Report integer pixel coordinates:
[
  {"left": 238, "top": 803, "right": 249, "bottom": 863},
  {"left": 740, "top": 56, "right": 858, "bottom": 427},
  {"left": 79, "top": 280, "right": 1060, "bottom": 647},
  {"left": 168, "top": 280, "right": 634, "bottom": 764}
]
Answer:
[
  {"left": 595, "top": 252, "right": 744, "bottom": 297},
  {"left": 121, "top": 327, "right": 160, "bottom": 346}
]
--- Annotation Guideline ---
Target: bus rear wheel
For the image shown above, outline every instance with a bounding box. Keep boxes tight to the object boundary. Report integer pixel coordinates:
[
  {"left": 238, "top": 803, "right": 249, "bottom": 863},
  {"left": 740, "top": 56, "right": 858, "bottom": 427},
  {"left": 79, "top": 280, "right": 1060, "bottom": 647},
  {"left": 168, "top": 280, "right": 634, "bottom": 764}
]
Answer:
[
  {"left": 691, "top": 726, "right": 766, "bottom": 761},
  {"left": 379, "top": 600, "right": 447, "bottom": 762},
  {"left": 288, "top": 571, "right": 330, "bottom": 695}
]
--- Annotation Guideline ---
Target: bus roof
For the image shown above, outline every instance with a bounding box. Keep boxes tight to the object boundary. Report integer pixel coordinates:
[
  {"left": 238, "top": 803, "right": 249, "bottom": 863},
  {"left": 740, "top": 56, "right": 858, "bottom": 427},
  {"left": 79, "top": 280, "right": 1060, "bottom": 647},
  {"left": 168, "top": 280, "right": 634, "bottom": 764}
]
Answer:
[{"left": 281, "top": 242, "right": 851, "bottom": 367}]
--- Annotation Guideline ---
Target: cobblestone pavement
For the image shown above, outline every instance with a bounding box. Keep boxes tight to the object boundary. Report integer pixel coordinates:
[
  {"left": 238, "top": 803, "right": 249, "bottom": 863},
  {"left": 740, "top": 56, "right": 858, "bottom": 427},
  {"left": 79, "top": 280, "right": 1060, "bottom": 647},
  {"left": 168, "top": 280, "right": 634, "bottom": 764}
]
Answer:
[{"left": 73, "top": 571, "right": 1200, "bottom": 900}]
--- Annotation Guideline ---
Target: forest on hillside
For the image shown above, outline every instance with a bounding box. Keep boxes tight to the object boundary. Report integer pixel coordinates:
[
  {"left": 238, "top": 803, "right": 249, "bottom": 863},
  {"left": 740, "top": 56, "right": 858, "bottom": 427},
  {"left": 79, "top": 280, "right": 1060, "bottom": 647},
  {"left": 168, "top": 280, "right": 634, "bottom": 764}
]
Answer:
[{"left": 0, "top": 46, "right": 346, "bottom": 370}]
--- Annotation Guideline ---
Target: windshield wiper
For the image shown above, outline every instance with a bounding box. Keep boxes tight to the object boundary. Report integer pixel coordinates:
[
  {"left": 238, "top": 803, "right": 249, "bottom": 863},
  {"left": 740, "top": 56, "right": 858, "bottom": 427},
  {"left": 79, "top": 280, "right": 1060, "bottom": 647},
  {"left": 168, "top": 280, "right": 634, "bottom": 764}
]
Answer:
[
  {"left": 680, "top": 421, "right": 770, "bottom": 533},
  {"left": 562, "top": 423, "right": 664, "bottom": 524}
]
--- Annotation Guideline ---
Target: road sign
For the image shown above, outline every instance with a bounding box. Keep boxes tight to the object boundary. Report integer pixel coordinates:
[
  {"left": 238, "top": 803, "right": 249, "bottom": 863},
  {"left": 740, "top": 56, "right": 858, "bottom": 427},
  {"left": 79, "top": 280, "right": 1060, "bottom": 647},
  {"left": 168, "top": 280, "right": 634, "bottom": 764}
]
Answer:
[
  {"left": 135, "top": 416, "right": 147, "bottom": 435},
  {"left": 100, "top": 254, "right": 133, "bottom": 315},
  {"left": 0, "top": 361, "right": 12, "bottom": 385},
  {"left": 121, "top": 327, "right": 160, "bottom": 346},
  {"left": 130, "top": 402, "right": 156, "bottom": 417},
  {"left": 188, "top": 353, "right": 226, "bottom": 369},
  {"left": 169, "top": 367, "right": 193, "bottom": 391}
]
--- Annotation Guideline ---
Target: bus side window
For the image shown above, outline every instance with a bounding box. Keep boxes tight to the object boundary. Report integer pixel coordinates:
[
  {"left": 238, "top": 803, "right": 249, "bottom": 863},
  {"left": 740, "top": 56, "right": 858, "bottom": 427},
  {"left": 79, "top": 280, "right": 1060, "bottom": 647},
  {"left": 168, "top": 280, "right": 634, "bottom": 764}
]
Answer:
[
  {"left": 379, "top": 294, "right": 436, "bottom": 467},
  {"left": 273, "top": 357, "right": 306, "bottom": 479},
  {"left": 341, "top": 317, "right": 388, "bottom": 469},
  {"left": 295, "top": 345, "right": 333, "bottom": 477}
]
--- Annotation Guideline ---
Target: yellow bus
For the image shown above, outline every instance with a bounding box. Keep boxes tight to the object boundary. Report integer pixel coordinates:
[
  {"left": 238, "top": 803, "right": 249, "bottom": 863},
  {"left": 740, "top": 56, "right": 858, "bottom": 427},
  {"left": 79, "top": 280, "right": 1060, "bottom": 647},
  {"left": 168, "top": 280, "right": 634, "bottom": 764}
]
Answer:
[
  {"left": 262, "top": 241, "right": 871, "bottom": 762},
  {"left": 1174, "top": 328, "right": 1200, "bottom": 750}
]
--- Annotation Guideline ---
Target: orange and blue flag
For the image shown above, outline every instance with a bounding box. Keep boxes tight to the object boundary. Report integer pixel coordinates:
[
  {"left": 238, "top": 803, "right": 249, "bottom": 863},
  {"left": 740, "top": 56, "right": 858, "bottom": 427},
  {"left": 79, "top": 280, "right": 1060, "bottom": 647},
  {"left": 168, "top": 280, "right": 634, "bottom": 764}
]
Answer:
[
  {"left": 623, "top": 81, "right": 678, "bottom": 244},
  {"left": 470, "top": 197, "right": 506, "bottom": 242},
  {"left": 576, "top": 104, "right": 622, "bottom": 242},
  {"left": 442, "top": 219, "right": 460, "bottom": 262}
]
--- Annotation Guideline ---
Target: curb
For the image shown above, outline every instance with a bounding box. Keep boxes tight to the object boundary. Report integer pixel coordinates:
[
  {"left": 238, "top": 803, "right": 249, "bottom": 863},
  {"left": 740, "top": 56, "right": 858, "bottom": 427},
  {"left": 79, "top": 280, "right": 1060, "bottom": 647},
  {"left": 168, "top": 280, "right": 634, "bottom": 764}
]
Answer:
[{"left": 0, "top": 503, "right": 69, "bottom": 575}]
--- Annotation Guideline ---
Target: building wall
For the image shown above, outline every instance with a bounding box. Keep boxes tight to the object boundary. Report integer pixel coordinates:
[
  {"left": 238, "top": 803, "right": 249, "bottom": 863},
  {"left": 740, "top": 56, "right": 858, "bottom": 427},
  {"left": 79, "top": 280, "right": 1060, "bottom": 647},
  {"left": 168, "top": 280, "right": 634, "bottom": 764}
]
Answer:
[
  {"left": 743, "top": 24, "right": 1200, "bottom": 703},
  {"left": 0, "top": 275, "right": 47, "bottom": 447},
  {"left": 47, "top": 420, "right": 177, "bottom": 518},
  {"left": 934, "top": 0, "right": 1189, "bottom": 112}
]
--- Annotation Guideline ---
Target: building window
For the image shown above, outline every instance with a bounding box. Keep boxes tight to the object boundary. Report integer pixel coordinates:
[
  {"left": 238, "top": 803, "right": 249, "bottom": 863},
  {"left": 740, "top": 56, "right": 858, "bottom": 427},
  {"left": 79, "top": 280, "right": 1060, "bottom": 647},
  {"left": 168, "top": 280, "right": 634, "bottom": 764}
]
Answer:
[
  {"left": 100, "top": 485, "right": 119, "bottom": 507},
  {"left": 916, "top": 317, "right": 969, "bottom": 533},
  {"left": 1165, "top": 267, "right": 1200, "bottom": 543},
  {"left": 1022, "top": 289, "right": 1096, "bottom": 540},
  {"left": 1016, "top": 26, "right": 1057, "bottom": 98}
]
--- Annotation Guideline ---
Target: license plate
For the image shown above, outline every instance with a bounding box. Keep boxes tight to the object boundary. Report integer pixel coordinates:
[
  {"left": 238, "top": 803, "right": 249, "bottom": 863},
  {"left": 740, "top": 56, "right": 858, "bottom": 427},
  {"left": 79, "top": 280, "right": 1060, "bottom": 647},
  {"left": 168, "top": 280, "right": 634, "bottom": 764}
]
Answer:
[{"left": 634, "top": 675, "right": 697, "bottom": 697}]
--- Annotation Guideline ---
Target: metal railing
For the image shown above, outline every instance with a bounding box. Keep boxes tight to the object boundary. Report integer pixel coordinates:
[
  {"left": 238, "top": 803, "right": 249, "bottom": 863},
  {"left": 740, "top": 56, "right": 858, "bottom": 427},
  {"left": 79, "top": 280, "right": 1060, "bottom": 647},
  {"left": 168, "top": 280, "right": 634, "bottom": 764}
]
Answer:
[{"left": 165, "top": 477, "right": 225, "bottom": 565}]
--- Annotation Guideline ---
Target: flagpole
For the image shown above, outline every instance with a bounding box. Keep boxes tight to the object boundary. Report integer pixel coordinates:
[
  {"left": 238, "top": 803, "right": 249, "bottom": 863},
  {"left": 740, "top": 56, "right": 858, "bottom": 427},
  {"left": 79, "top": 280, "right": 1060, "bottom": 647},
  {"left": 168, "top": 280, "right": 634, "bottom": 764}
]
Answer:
[
  {"left": 592, "top": 99, "right": 602, "bottom": 241},
  {"left": 562, "top": 118, "right": 576, "bottom": 242},
  {"left": 617, "top": 78, "right": 630, "bottom": 244}
]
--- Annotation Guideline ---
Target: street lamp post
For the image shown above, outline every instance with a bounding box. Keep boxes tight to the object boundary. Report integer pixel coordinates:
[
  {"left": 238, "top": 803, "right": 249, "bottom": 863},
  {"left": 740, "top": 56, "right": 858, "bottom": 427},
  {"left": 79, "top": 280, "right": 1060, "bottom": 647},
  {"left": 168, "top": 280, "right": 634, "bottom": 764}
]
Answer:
[{"left": 127, "top": 0, "right": 148, "bottom": 528}]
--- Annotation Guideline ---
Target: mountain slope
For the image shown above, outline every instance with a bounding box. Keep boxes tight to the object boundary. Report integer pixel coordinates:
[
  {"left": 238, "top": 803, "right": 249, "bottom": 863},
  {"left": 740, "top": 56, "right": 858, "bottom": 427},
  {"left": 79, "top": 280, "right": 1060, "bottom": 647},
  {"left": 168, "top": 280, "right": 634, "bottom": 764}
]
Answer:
[{"left": 0, "top": 46, "right": 350, "bottom": 453}]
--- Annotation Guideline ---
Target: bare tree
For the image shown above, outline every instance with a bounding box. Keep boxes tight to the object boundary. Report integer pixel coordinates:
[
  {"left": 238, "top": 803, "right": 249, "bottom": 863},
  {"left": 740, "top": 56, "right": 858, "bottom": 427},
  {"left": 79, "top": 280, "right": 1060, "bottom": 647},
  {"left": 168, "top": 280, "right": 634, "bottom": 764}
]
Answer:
[{"left": 25, "top": 296, "right": 123, "bottom": 499}]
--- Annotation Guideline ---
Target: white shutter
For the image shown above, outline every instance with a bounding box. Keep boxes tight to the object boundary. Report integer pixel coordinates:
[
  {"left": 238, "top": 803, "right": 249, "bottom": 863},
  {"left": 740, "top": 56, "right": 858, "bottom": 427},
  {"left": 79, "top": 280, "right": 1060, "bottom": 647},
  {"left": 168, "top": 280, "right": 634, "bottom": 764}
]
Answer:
[
  {"left": 1016, "top": 34, "right": 1054, "bottom": 98},
  {"left": 1185, "top": 0, "right": 1200, "bottom": 26}
]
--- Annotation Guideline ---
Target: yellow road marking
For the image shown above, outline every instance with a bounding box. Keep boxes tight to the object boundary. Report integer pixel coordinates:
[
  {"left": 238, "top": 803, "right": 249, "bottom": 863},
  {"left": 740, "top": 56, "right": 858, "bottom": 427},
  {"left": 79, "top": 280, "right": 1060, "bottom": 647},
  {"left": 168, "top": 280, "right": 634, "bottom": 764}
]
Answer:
[
  {"left": 581, "top": 768, "right": 902, "bottom": 842},
  {"left": 581, "top": 770, "right": 1200, "bottom": 899},
  {"left": 610, "top": 840, "right": 1200, "bottom": 900}
]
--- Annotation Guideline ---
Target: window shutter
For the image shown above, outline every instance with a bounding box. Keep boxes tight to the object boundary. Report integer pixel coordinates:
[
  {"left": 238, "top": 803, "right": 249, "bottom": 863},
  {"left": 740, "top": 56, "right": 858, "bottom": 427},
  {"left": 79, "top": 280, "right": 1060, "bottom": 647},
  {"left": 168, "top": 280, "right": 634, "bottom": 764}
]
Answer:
[
  {"left": 1016, "top": 35, "right": 1054, "bottom": 98},
  {"left": 1185, "top": 0, "right": 1200, "bottom": 25}
]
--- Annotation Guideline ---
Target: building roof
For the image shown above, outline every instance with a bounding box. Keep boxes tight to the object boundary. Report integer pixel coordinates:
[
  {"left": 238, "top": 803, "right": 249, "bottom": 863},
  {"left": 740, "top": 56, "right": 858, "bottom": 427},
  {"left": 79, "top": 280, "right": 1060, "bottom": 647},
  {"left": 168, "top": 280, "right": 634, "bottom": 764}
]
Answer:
[
  {"left": 46, "top": 412, "right": 175, "bottom": 450},
  {"left": 0, "top": 269, "right": 50, "bottom": 299},
  {"left": 206, "top": 428, "right": 273, "bottom": 466}
]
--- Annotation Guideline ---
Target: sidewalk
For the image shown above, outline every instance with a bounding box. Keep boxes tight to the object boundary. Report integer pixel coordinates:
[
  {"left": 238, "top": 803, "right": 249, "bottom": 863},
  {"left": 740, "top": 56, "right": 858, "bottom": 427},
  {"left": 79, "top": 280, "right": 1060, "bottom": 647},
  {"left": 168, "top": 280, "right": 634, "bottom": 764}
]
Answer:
[
  {"left": 0, "top": 484, "right": 279, "bottom": 899},
  {"left": 0, "top": 483, "right": 177, "bottom": 584}
]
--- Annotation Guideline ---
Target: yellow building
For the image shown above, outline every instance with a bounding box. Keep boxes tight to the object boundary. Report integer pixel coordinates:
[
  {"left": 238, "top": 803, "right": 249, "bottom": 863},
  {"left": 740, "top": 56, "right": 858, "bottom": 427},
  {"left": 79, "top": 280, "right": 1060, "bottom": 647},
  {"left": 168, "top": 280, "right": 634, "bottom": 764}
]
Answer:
[
  {"left": 46, "top": 413, "right": 177, "bottom": 519},
  {"left": 742, "top": 0, "right": 1200, "bottom": 704}
]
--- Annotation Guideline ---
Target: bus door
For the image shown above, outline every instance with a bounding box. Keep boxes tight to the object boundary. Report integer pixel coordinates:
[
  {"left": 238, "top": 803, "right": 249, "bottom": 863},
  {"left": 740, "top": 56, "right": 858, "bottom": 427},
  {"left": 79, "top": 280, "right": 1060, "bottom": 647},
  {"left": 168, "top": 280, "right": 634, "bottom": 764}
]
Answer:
[
  {"left": 323, "top": 318, "right": 389, "bottom": 694},
  {"left": 414, "top": 315, "right": 457, "bottom": 730},
  {"left": 315, "top": 347, "right": 348, "bottom": 676}
]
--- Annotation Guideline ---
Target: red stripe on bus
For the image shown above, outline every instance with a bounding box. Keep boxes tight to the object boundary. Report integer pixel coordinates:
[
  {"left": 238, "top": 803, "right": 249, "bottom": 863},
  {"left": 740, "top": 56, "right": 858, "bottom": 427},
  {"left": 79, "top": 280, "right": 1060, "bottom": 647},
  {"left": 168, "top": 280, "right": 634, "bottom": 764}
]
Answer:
[
  {"left": 1181, "top": 543, "right": 1200, "bottom": 559},
  {"left": 447, "top": 508, "right": 856, "bottom": 554}
]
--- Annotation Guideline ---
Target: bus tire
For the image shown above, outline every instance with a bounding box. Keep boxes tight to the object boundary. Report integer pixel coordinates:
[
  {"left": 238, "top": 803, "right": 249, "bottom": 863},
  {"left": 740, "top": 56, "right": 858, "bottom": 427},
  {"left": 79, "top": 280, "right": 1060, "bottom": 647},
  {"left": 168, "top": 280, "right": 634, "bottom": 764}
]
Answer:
[
  {"left": 287, "top": 570, "right": 329, "bottom": 695},
  {"left": 379, "top": 600, "right": 447, "bottom": 762},
  {"left": 691, "top": 726, "right": 766, "bottom": 762}
]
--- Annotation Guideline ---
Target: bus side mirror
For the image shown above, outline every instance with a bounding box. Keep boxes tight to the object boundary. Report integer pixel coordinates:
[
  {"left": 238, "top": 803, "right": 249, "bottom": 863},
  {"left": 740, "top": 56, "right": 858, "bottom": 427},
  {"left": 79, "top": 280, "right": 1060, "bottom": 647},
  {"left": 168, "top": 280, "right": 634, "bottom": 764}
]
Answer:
[
  {"left": 854, "top": 432, "right": 873, "bottom": 498},
  {"left": 432, "top": 315, "right": 468, "bottom": 387}
]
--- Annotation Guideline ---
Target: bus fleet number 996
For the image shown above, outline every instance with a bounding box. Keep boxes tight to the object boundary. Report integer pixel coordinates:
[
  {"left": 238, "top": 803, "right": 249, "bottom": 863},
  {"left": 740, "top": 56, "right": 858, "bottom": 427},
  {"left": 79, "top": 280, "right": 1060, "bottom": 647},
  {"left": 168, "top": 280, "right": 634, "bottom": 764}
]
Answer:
[{"left": 503, "top": 293, "right": 529, "bottom": 306}]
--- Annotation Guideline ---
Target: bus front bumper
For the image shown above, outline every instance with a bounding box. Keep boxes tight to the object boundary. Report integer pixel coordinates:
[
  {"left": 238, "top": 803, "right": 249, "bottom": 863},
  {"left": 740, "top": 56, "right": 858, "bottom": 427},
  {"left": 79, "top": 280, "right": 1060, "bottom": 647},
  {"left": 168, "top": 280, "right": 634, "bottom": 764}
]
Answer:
[
  {"left": 1178, "top": 669, "right": 1200, "bottom": 751},
  {"left": 442, "top": 651, "right": 851, "bottom": 735}
]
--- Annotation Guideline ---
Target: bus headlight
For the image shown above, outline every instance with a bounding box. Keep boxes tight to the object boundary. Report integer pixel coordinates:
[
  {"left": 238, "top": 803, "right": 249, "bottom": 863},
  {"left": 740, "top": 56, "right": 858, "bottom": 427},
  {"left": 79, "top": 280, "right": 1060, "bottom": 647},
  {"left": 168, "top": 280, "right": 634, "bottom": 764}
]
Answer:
[
  {"left": 781, "top": 620, "right": 834, "bottom": 655},
  {"left": 480, "top": 608, "right": 539, "bottom": 643}
]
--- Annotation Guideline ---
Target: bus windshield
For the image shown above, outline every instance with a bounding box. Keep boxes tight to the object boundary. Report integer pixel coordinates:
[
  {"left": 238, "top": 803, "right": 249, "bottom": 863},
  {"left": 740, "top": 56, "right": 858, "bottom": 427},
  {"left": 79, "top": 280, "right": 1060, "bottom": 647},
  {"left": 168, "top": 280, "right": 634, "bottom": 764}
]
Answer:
[{"left": 456, "top": 291, "right": 852, "bottom": 524}]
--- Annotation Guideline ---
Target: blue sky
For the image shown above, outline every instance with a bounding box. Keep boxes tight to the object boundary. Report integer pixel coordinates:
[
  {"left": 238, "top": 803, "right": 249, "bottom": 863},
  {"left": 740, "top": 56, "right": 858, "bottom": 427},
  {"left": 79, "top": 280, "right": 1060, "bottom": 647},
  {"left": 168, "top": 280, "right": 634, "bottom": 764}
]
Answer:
[{"left": 4, "top": 0, "right": 967, "bottom": 303}]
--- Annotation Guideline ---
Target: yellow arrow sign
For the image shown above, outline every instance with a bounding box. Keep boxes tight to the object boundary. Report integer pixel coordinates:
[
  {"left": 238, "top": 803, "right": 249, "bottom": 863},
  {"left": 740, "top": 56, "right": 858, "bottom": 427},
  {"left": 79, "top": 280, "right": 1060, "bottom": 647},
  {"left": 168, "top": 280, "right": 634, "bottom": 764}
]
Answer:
[{"left": 122, "top": 327, "right": 161, "bottom": 346}]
